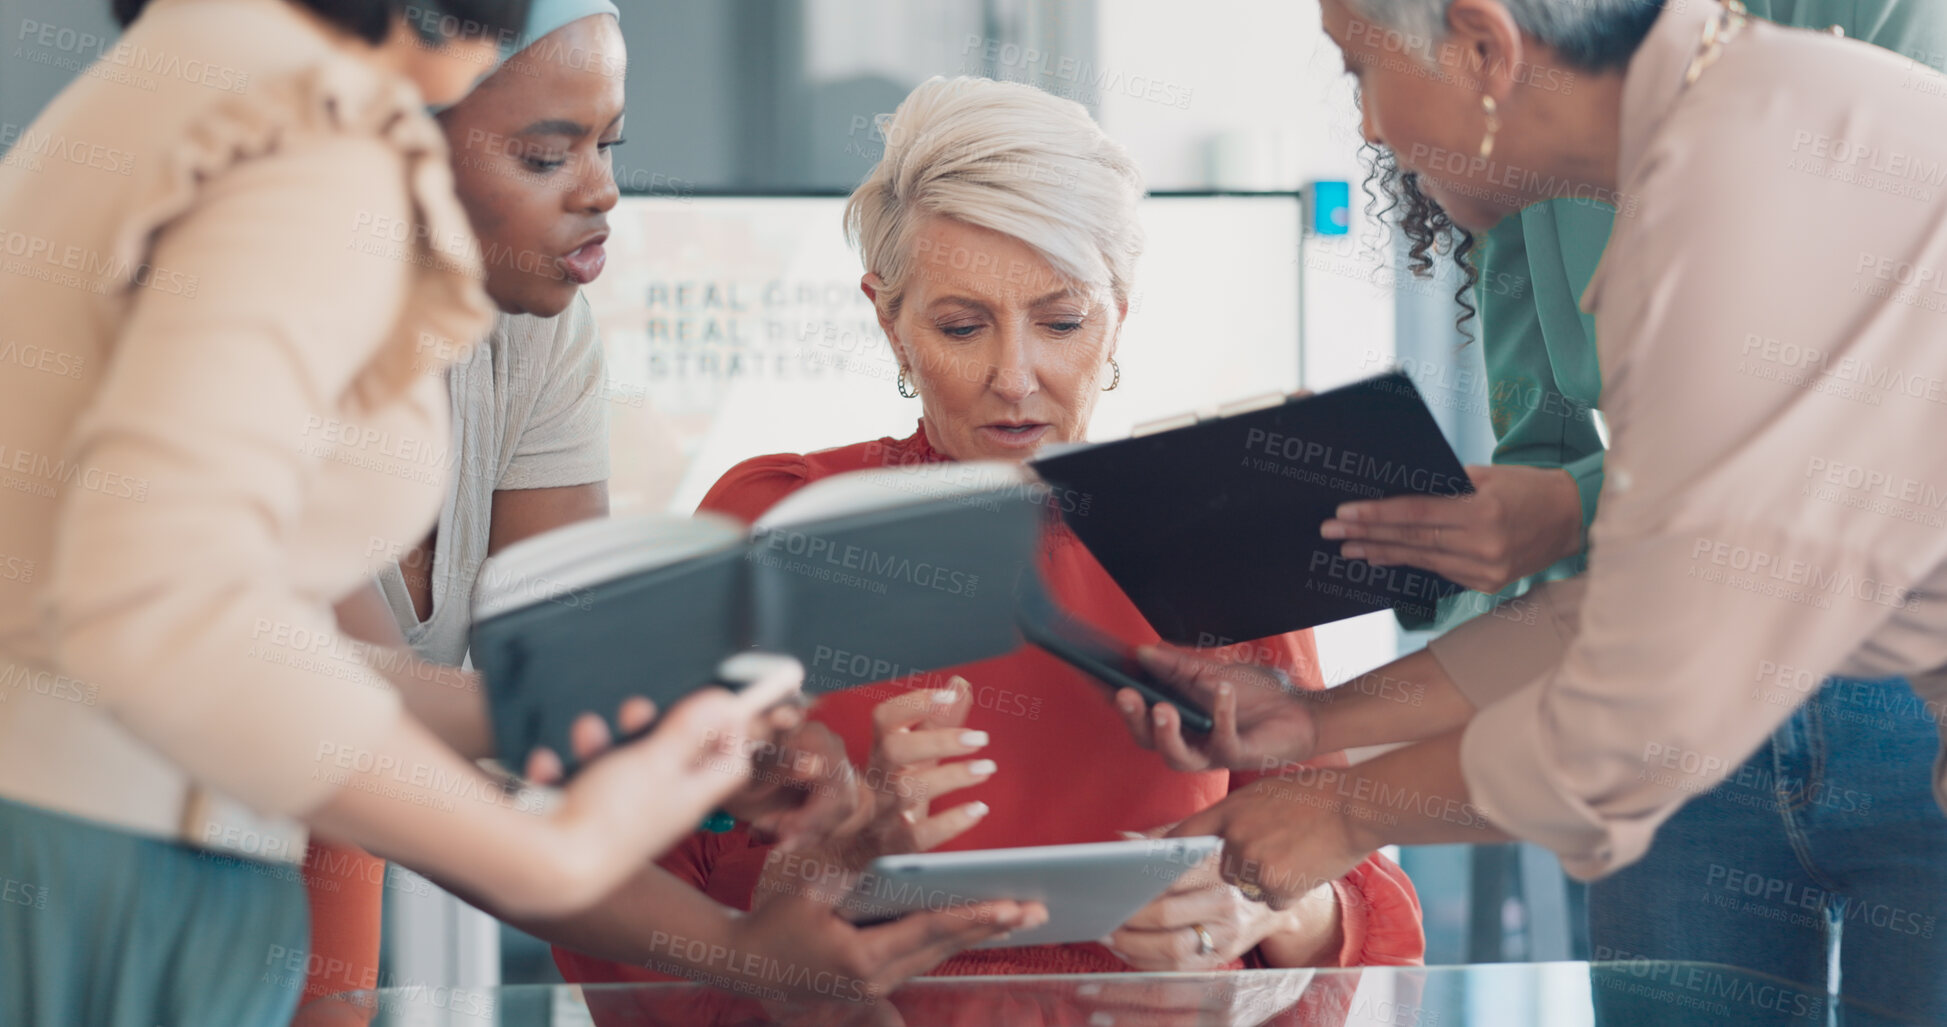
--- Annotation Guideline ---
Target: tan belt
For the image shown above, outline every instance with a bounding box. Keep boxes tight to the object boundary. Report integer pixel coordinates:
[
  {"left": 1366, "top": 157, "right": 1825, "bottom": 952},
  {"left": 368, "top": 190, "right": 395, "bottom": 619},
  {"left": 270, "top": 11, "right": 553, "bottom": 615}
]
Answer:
[{"left": 0, "top": 656, "right": 307, "bottom": 865}]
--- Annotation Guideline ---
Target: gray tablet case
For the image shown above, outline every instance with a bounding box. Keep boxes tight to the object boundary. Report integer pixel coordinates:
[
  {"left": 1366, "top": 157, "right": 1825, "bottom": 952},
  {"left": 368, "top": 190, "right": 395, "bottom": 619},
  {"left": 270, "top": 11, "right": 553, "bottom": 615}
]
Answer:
[
  {"left": 470, "top": 469, "right": 1045, "bottom": 774},
  {"left": 842, "top": 836, "right": 1224, "bottom": 949}
]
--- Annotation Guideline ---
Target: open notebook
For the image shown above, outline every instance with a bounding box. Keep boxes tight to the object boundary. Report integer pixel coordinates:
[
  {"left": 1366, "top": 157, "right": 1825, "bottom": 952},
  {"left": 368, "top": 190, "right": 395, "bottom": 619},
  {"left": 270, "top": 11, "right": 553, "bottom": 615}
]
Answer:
[{"left": 471, "top": 461, "right": 1046, "bottom": 773}]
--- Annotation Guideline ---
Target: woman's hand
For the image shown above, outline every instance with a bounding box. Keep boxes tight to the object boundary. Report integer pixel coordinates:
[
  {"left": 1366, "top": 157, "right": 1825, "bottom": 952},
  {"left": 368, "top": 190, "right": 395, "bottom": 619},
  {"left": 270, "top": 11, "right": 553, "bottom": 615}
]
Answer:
[
  {"left": 319, "top": 662, "right": 806, "bottom": 921},
  {"left": 1105, "top": 828, "right": 1343, "bottom": 972},
  {"left": 863, "top": 677, "right": 996, "bottom": 846},
  {"left": 536, "top": 669, "right": 806, "bottom": 912},
  {"left": 521, "top": 697, "right": 665, "bottom": 784},
  {"left": 729, "top": 679, "right": 1036, "bottom": 1015},
  {"left": 719, "top": 721, "right": 866, "bottom": 853},
  {"left": 1320, "top": 464, "right": 1583, "bottom": 594},
  {"left": 731, "top": 885, "right": 1047, "bottom": 1006},
  {"left": 765, "top": 678, "right": 996, "bottom": 892},
  {"left": 526, "top": 690, "right": 856, "bottom": 854},
  {"left": 1114, "top": 647, "right": 1319, "bottom": 772},
  {"left": 1105, "top": 846, "right": 1284, "bottom": 971},
  {"left": 1168, "top": 777, "right": 1374, "bottom": 912}
]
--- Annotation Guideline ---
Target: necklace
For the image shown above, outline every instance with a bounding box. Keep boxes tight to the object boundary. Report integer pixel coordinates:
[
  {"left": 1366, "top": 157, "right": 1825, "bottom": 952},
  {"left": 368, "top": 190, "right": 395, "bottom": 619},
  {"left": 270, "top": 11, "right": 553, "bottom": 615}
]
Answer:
[{"left": 1683, "top": 0, "right": 1751, "bottom": 88}]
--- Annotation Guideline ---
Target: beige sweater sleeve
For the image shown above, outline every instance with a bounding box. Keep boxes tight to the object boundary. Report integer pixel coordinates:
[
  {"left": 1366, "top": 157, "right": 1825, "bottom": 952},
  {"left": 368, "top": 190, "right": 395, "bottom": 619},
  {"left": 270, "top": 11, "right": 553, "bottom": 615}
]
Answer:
[
  {"left": 46, "top": 133, "right": 418, "bottom": 818},
  {"left": 1454, "top": 6, "right": 1947, "bottom": 879},
  {"left": 1425, "top": 577, "right": 1587, "bottom": 711}
]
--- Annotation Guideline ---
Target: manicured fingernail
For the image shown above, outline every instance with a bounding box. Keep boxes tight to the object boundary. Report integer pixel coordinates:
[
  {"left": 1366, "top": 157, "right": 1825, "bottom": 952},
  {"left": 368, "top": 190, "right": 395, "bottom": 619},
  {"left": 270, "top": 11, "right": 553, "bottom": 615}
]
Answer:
[
  {"left": 967, "top": 759, "right": 997, "bottom": 777},
  {"left": 1153, "top": 706, "right": 1168, "bottom": 724},
  {"left": 934, "top": 689, "right": 958, "bottom": 703},
  {"left": 1217, "top": 682, "right": 1232, "bottom": 698},
  {"left": 1342, "top": 543, "right": 1366, "bottom": 559},
  {"left": 960, "top": 730, "right": 989, "bottom": 748},
  {"left": 1320, "top": 521, "right": 1346, "bottom": 539},
  {"left": 1337, "top": 503, "right": 1365, "bottom": 521},
  {"left": 949, "top": 675, "right": 970, "bottom": 690},
  {"left": 965, "top": 801, "right": 991, "bottom": 818}
]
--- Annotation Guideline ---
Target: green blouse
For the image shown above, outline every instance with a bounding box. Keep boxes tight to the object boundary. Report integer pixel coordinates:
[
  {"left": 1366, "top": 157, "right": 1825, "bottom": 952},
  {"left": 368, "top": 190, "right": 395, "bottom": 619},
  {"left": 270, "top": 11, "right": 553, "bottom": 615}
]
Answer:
[{"left": 1426, "top": 0, "right": 1947, "bottom": 632}]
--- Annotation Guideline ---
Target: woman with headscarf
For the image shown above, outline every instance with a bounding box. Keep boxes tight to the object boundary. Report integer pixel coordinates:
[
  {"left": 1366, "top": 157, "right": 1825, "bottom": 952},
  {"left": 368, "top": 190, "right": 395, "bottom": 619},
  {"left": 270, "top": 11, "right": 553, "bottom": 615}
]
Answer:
[{"left": 294, "top": 9, "right": 1043, "bottom": 1019}]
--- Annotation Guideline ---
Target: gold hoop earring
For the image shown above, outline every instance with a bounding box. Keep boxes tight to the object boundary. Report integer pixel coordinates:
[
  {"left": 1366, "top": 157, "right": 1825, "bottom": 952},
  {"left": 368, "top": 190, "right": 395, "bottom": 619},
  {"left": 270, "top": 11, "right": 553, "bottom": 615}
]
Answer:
[
  {"left": 897, "top": 367, "right": 919, "bottom": 399},
  {"left": 1102, "top": 357, "right": 1121, "bottom": 392},
  {"left": 1479, "top": 95, "right": 1500, "bottom": 162}
]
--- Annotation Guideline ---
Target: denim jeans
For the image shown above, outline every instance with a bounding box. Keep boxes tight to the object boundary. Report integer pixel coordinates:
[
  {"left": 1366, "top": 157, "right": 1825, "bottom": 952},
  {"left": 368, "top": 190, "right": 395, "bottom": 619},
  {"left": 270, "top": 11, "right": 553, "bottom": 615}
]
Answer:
[{"left": 1586, "top": 677, "right": 1947, "bottom": 1026}]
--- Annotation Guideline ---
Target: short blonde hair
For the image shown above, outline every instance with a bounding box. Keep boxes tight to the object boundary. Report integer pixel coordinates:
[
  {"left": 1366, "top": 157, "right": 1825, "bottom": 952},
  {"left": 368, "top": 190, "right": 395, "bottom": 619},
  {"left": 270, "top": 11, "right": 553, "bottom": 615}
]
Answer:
[{"left": 844, "top": 76, "right": 1146, "bottom": 318}]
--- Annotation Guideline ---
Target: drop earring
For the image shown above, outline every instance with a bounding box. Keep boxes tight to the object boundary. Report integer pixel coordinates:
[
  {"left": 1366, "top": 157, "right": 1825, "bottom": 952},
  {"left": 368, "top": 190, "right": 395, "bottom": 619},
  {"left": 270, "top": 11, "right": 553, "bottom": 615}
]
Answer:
[{"left": 1479, "top": 95, "right": 1501, "bottom": 162}]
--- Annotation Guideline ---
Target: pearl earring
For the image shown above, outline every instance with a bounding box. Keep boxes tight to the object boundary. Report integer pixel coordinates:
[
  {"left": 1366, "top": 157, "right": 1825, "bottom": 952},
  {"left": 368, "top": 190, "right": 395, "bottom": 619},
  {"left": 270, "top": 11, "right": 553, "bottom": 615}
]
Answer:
[{"left": 1479, "top": 95, "right": 1501, "bottom": 161}]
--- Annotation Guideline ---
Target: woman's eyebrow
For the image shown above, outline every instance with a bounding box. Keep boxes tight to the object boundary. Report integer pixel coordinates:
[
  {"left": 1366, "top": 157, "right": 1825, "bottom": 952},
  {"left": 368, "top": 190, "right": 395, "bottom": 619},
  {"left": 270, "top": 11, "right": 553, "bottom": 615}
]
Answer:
[
  {"left": 927, "top": 295, "right": 992, "bottom": 315},
  {"left": 517, "top": 118, "right": 589, "bottom": 137},
  {"left": 1029, "top": 288, "right": 1083, "bottom": 307}
]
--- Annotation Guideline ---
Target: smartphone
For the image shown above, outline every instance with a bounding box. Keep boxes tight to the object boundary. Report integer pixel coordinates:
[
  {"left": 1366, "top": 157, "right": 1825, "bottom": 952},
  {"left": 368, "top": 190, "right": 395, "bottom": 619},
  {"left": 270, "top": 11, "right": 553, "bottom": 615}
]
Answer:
[{"left": 1016, "top": 584, "right": 1216, "bottom": 734}]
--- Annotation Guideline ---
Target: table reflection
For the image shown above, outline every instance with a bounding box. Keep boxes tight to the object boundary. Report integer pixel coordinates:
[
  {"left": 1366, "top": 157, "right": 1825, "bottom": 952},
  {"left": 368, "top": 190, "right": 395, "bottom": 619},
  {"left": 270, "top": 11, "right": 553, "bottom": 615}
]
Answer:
[{"left": 311, "top": 961, "right": 1914, "bottom": 1027}]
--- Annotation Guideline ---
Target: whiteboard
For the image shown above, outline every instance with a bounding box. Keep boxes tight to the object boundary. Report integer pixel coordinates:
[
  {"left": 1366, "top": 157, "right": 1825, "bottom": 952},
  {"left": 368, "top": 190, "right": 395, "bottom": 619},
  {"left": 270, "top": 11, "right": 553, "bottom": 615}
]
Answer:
[{"left": 577, "top": 194, "right": 1304, "bottom": 514}]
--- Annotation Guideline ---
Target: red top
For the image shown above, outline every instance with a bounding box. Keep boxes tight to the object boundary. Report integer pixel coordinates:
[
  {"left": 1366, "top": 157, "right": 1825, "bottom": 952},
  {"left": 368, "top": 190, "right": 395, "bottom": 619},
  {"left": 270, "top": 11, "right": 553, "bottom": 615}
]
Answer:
[{"left": 556, "top": 425, "right": 1423, "bottom": 989}]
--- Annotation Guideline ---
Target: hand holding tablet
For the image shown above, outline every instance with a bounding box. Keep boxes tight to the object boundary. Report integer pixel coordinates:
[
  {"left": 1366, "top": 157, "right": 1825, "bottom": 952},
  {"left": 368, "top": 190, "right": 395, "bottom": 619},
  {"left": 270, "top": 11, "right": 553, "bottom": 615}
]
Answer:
[{"left": 836, "top": 837, "right": 1223, "bottom": 949}]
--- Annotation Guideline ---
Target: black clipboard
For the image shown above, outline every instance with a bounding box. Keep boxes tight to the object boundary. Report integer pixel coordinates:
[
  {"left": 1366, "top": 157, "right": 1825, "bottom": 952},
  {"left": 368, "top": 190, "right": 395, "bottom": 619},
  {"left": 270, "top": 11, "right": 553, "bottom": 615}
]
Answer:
[{"left": 1030, "top": 372, "right": 1472, "bottom": 644}]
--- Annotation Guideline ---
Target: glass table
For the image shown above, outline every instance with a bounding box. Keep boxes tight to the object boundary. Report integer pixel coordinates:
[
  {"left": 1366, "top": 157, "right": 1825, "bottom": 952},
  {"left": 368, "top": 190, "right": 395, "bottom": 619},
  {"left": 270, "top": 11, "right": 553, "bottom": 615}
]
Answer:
[{"left": 311, "top": 961, "right": 1923, "bottom": 1026}]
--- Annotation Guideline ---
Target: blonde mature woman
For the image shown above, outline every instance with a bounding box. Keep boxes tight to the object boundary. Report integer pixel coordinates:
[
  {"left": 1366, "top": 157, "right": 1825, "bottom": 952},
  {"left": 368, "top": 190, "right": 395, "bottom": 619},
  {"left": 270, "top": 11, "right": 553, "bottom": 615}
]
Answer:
[
  {"left": 558, "top": 78, "right": 1424, "bottom": 1004},
  {"left": 297, "top": 10, "right": 1037, "bottom": 1016}
]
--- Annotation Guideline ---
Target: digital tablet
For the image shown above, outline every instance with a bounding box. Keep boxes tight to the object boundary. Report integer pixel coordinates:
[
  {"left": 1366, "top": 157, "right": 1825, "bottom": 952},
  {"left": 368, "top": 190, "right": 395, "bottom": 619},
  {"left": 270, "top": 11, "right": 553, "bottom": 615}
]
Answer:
[{"left": 838, "top": 836, "right": 1223, "bottom": 949}]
